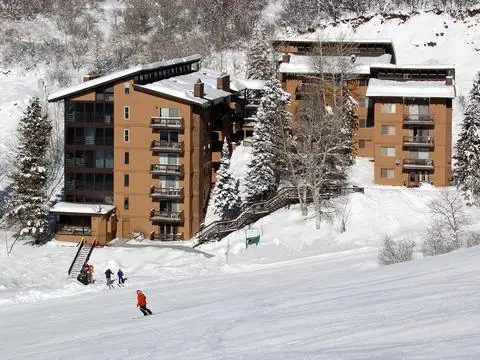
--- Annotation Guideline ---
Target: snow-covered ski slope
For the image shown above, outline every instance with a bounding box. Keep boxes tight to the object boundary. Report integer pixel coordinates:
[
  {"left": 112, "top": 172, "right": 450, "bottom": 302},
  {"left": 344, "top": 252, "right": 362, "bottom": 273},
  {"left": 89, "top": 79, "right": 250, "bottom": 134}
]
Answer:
[{"left": 2, "top": 245, "right": 480, "bottom": 359}]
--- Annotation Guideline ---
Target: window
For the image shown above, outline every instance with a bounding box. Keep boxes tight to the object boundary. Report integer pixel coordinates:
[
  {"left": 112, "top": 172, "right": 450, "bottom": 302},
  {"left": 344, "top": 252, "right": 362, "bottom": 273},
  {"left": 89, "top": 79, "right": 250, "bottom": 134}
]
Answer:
[
  {"left": 380, "top": 146, "right": 396, "bottom": 157},
  {"left": 381, "top": 125, "right": 396, "bottom": 135},
  {"left": 95, "top": 174, "right": 104, "bottom": 191},
  {"left": 381, "top": 103, "right": 396, "bottom": 113},
  {"left": 124, "top": 106, "right": 130, "bottom": 120},
  {"left": 124, "top": 174, "right": 130, "bottom": 187},
  {"left": 124, "top": 197, "right": 129, "bottom": 210},
  {"left": 124, "top": 152, "right": 130, "bottom": 164},
  {"left": 124, "top": 129, "right": 130, "bottom": 143},
  {"left": 85, "top": 128, "right": 94, "bottom": 145},
  {"left": 380, "top": 168, "right": 395, "bottom": 179},
  {"left": 124, "top": 82, "right": 130, "bottom": 95},
  {"left": 95, "top": 151, "right": 105, "bottom": 168},
  {"left": 105, "top": 128, "right": 114, "bottom": 146},
  {"left": 95, "top": 128, "right": 104, "bottom": 145},
  {"left": 160, "top": 108, "right": 180, "bottom": 118},
  {"left": 358, "top": 98, "right": 368, "bottom": 108},
  {"left": 358, "top": 140, "right": 371, "bottom": 149},
  {"left": 359, "top": 78, "right": 368, "bottom": 86},
  {"left": 359, "top": 118, "right": 374, "bottom": 128},
  {"left": 105, "top": 151, "right": 114, "bottom": 169}
]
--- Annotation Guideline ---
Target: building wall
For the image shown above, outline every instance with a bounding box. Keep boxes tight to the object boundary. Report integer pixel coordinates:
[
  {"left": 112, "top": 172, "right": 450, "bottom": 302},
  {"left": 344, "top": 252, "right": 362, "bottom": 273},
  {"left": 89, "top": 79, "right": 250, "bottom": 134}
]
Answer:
[
  {"left": 373, "top": 97, "right": 451, "bottom": 187},
  {"left": 113, "top": 81, "right": 193, "bottom": 239}
]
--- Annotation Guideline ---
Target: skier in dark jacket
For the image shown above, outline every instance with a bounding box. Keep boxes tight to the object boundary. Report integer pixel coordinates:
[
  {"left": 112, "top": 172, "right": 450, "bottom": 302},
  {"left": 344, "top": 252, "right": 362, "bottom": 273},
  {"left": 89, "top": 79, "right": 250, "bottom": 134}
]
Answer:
[
  {"left": 117, "top": 269, "right": 126, "bottom": 286},
  {"left": 105, "top": 268, "right": 114, "bottom": 289}
]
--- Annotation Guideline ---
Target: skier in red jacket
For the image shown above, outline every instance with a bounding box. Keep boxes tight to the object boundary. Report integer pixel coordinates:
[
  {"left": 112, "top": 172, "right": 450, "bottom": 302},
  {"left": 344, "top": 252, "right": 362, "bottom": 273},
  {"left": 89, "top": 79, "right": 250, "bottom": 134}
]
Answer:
[{"left": 136, "top": 290, "right": 153, "bottom": 316}]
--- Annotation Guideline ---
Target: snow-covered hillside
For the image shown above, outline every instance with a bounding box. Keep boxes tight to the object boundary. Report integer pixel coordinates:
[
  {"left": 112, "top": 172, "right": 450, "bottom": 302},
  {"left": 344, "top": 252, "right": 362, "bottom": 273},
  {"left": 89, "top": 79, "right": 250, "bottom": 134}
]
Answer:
[{"left": 2, "top": 243, "right": 480, "bottom": 359}]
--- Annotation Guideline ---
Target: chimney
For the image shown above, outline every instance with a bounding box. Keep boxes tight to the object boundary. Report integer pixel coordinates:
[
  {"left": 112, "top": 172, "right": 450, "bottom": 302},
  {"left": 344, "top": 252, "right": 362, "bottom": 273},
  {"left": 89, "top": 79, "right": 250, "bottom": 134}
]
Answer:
[
  {"left": 194, "top": 79, "right": 204, "bottom": 98},
  {"left": 82, "top": 73, "right": 101, "bottom": 82},
  {"left": 217, "top": 73, "right": 230, "bottom": 91},
  {"left": 282, "top": 54, "right": 290, "bottom": 63},
  {"left": 446, "top": 75, "right": 453, "bottom": 86}
]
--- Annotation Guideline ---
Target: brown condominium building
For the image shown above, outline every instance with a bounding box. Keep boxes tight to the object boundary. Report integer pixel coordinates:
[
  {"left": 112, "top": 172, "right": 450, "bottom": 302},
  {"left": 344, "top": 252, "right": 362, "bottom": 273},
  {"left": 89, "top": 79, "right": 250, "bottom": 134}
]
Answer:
[
  {"left": 274, "top": 38, "right": 455, "bottom": 188},
  {"left": 48, "top": 54, "right": 249, "bottom": 244}
]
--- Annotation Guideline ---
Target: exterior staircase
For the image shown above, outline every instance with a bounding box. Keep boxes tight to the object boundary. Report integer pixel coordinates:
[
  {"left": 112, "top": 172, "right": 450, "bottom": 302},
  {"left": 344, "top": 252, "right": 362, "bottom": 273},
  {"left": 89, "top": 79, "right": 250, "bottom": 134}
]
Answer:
[
  {"left": 193, "top": 186, "right": 364, "bottom": 248},
  {"left": 68, "top": 238, "right": 97, "bottom": 278}
]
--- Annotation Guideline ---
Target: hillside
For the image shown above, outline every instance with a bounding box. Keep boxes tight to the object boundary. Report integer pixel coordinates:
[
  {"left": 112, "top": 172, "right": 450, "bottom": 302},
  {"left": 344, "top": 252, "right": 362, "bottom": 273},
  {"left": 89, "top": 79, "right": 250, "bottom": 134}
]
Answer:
[{"left": 2, "top": 240, "right": 480, "bottom": 359}]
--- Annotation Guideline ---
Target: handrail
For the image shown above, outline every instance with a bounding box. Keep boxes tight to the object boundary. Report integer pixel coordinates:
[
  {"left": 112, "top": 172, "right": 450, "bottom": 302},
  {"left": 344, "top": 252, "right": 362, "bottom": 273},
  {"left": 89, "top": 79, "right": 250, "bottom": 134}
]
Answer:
[
  {"left": 193, "top": 186, "right": 364, "bottom": 248},
  {"left": 67, "top": 238, "right": 85, "bottom": 275},
  {"left": 84, "top": 239, "right": 96, "bottom": 265}
]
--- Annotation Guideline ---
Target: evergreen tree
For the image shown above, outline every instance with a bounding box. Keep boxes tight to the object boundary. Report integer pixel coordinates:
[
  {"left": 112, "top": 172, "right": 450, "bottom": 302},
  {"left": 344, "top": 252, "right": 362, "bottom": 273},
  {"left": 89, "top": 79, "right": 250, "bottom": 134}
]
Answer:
[
  {"left": 6, "top": 97, "right": 52, "bottom": 243},
  {"left": 212, "top": 139, "right": 242, "bottom": 220},
  {"left": 245, "top": 21, "right": 275, "bottom": 81},
  {"left": 453, "top": 74, "right": 480, "bottom": 205},
  {"left": 245, "top": 75, "right": 291, "bottom": 202}
]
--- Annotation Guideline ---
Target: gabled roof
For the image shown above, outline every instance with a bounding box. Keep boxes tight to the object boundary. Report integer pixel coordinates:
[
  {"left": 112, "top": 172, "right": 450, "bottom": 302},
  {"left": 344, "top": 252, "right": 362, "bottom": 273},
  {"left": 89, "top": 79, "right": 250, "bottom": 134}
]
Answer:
[{"left": 48, "top": 54, "right": 202, "bottom": 102}]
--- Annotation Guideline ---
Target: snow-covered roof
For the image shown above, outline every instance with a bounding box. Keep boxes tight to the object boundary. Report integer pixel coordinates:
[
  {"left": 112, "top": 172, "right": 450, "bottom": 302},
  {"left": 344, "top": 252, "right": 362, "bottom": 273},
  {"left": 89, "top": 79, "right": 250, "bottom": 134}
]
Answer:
[
  {"left": 48, "top": 54, "right": 202, "bottom": 102},
  {"left": 273, "top": 37, "right": 394, "bottom": 45},
  {"left": 50, "top": 202, "right": 116, "bottom": 215},
  {"left": 278, "top": 53, "right": 392, "bottom": 75},
  {"left": 366, "top": 78, "right": 455, "bottom": 98},
  {"left": 135, "top": 69, "right": 244, "bottom": 105},
  {"left": 370, "top": 63, "right": 455, "bottom": 71},
  {"left": 234, "top": 79, "right": 266, "bottom": 90}
]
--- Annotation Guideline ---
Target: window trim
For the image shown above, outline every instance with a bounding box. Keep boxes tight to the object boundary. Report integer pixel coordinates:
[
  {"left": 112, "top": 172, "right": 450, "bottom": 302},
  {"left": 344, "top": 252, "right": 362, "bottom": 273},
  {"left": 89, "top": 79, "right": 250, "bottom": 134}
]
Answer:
[
  {"left": 123, "top": 129, "right": 130, "bottom": 143},
  {"left": 124, "top": 196, "right": 129, "bottom": 210},
  {"left": 124, "top": 174, "right": 130, "bottom": 187},
  {"left": 124, "top": 106, "right": 130, "bottom": 120},
  {"left": 124, "top": 152, "right": 130, "bottom": 165},
  {"left": 380, "top": 103, "right": 396, "bottom": 114}
]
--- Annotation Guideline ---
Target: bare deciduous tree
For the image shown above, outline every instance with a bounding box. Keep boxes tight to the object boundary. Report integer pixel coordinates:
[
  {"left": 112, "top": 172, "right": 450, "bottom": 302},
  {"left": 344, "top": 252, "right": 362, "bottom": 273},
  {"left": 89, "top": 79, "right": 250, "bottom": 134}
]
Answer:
[
  {"left": 378, "top": 234, "right": 416, "bottom": 265},
  {"left": 423, "top": 189, "right": 468, "bottom": 256},
  {"left": 336, "top": 197, "right": 352, "bottom": 233}
]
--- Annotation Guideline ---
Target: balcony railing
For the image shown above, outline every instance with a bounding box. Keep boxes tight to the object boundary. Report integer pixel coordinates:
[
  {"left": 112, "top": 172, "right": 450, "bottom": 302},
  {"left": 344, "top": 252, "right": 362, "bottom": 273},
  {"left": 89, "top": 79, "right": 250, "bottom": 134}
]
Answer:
[
  {"left": 150, "top": 163, "right": 183, "bottom": 177},
  {"left": 149, "top": 231, "right": 184, "bottom": 241},
  {"left": 403, "top": 114, "right": 435, "bottom": 126},
  {"left": 149, "top": 210, "right": 183, "bottom": 223},
  {"left": 56, "top": 225, "right": 92, "bottom": 236},
  {"left": 403, "top": 136, "right": 434, "bottom": 147},
  {"left": 150, "top": 117, "right": 183, "bottom": 130},
  {"left": 403, "top": 158, "right": 434, "bottom": 169},
  {"left": 150, "top": 186, "right": 183, "bottom": 200},
  {"left": 150, "top": 140, "right": 183, "bottom": 153}
]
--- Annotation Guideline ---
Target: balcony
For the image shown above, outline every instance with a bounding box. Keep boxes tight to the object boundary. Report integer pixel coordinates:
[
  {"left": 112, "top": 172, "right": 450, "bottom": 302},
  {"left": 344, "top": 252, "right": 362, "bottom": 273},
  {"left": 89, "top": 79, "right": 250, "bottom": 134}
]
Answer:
[
  {"left": 150, "top": 117, "right": 183, "bottom": 130},
  {"left": 150, "top": 163, "right": 183, "bottom": 177},
  {"left": 150, "top": 140, "right": 184, "bottom": 153},
  {"left": 403, "top": 136, "right": 434, "bottom": 148},
  {"left": 403, "top": 115, "right": 435, "bottom": 126},
  {"left": 149, "top": 231, "right": 184, "bottom": 241},
  {"left": 150, "top": 186, "right": 183, "bottom": 200},
  {"left": 149, "top": 210, "right": 183, "bottom": 224},
  {"left": 403, "top": 159, "right": 434, "bottom": 170}
]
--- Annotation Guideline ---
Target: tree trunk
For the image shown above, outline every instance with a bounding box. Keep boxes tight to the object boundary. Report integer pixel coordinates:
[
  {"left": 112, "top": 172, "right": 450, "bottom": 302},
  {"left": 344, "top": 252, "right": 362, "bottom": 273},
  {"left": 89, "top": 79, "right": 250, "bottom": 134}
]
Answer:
[{"left": 312, "top": 189, "right": 322, "bottom": 229}]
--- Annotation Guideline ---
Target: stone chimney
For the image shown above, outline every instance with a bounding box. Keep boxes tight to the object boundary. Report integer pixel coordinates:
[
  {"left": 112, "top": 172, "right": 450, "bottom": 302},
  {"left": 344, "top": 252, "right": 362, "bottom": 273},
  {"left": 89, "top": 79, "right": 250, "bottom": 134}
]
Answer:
[
  {"left": 217, "top": 73, "right": 230, "bottom": 92},
  {"left": 446, "top": 75, "right": 453, "bottom": 86},
  {"left": 194, "top": 79, "right": 204, "bottom": 98},
  {"left": 282, "top": 54, "right": 290, "bottom": 63}
]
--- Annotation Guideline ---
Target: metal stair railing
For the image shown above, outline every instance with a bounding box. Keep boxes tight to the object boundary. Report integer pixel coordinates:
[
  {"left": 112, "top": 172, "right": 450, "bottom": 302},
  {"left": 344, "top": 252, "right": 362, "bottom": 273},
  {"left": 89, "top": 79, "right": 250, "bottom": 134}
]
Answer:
[
  {"left": 193, "top": 186, "right": 364, "bottom": 248},
  {"left": 67, "top": 238, "right": 97, "bottom": 277},
  {"left": 68, "top": 238, "right": 85, "bottom": 276}
]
